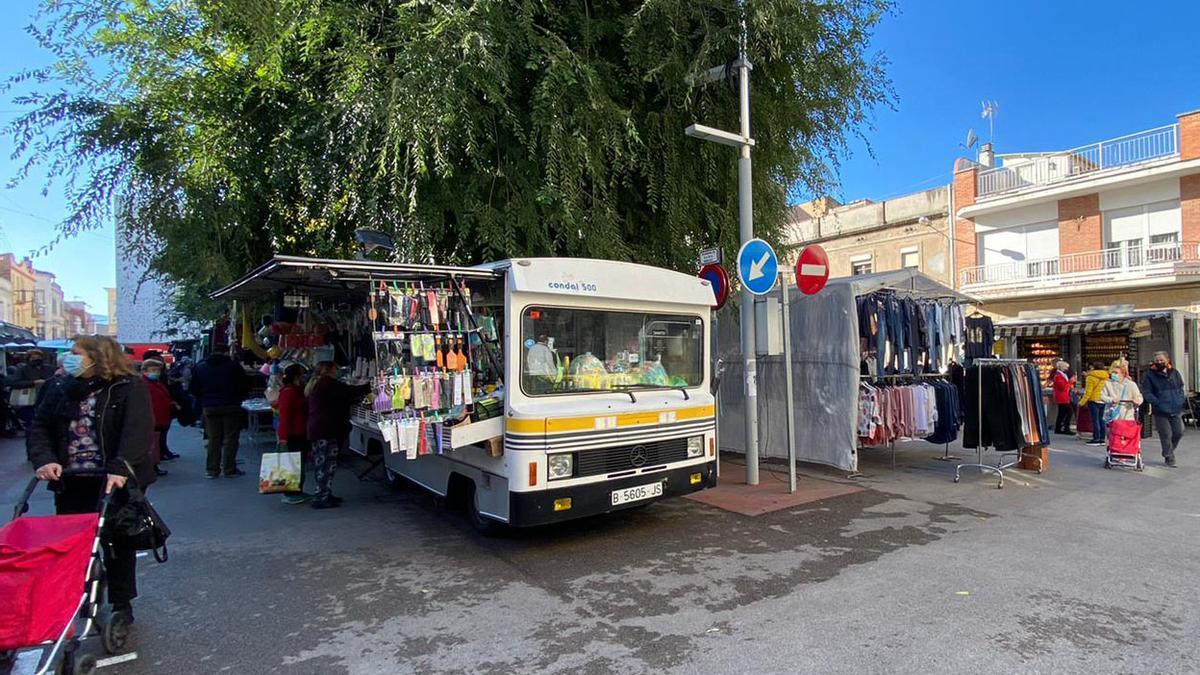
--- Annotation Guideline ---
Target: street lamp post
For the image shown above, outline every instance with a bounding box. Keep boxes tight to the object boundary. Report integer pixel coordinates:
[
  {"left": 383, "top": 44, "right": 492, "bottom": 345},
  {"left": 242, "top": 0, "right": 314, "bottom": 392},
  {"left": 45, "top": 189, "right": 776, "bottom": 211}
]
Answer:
[{"left": 685, "top": 13, "right": 761, "bottom": 485}]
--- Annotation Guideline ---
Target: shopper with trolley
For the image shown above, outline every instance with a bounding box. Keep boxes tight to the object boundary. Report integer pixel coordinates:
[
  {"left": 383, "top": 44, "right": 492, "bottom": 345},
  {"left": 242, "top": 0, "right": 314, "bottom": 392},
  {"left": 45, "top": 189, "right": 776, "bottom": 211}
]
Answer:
[{"left": 26, "top": 335, "right": 157, "bottom": 622}]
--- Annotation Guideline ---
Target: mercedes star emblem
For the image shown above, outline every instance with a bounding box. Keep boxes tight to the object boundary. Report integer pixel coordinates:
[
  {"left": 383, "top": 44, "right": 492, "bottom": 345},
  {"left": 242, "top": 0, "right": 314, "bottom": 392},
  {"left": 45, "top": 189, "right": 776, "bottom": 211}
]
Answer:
[{"left": 630, "top": 446, "right": 648, "bottom": 467}]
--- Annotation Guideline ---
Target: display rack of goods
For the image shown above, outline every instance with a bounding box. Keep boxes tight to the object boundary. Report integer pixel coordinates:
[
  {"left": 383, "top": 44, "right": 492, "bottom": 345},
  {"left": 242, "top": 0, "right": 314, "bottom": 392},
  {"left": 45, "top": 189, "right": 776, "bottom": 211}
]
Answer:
[
  {"left": 1082, "top": 332, "right": 1129, "bottom": 368},
  {"left": 1020, "top": 337, "right": 1062, "bottom": 383}
]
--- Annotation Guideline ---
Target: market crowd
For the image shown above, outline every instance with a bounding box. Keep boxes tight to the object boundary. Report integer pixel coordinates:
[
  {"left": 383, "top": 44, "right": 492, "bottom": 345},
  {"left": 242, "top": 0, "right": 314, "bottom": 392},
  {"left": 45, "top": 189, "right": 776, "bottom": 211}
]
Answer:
[
  {"left": 3, "top": 334, "right": 1193, "bottom": 631},
  {"left": 1051, "top": 350, "right": 1187, "bottom": 466}
]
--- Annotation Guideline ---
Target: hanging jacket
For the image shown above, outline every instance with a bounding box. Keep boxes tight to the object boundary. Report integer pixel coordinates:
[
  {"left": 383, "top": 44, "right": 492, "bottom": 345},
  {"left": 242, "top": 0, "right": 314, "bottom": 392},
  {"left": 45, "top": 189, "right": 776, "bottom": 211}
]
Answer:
[
  {"left": 1080, "top": 369, "right": 1109, "bottom": 406},
  {"left": 1140, "top": 365, "right": 1186, "bottom": 415}
]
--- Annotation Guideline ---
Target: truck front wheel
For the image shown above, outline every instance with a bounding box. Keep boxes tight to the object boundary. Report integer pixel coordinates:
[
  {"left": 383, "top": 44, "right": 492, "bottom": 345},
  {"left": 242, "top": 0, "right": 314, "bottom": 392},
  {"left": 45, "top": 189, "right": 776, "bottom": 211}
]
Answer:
[{"left": 466, "top": 483, "right": 506, "bottom": 537}]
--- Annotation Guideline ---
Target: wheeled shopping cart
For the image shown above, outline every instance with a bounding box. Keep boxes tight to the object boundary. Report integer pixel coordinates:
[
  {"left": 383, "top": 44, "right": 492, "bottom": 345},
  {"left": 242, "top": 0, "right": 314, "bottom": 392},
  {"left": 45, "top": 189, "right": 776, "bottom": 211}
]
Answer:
[
  {"left": 1104, "top": 416, "right": 1144, "bottom": 472},
  {"left": 0, "top": 475, "right": 132, "bottom": 675}
]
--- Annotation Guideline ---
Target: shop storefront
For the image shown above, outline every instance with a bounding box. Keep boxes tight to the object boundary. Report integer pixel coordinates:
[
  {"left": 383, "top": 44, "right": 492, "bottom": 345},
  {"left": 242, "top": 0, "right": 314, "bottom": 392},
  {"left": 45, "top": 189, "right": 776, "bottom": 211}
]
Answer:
[{"left": 996, "top": 308, "right": 1199, "bottom": 388}]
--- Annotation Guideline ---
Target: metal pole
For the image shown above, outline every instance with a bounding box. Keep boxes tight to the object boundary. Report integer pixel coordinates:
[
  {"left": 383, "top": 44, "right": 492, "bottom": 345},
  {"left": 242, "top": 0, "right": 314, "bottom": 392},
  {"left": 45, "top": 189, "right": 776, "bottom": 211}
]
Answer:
[
  {"left": 780, "top": 276, "right": 797, "bottom": 493},
  {"left": 737, "top": 20, "right": 760, "bottom": 486},
  {"left": 713, "top": 315, "right": 721, "bottom": 479}
]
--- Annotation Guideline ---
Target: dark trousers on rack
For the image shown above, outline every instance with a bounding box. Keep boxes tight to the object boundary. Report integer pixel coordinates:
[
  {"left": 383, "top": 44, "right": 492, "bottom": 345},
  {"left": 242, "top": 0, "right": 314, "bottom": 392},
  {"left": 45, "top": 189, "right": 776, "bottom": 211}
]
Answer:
[{"left": 1055, "top": 403, "right": 1073, "bottom": 434}]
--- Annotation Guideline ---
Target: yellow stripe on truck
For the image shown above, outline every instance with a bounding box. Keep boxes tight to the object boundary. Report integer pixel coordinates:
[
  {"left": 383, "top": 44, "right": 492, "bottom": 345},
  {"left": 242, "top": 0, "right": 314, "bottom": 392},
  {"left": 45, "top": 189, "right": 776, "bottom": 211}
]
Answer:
[
  {"left": 505, "top": 418, "right": 545, "bottom": 434},
  {"left": 506, "top": 404, "right": 715, "bottom": 436}
]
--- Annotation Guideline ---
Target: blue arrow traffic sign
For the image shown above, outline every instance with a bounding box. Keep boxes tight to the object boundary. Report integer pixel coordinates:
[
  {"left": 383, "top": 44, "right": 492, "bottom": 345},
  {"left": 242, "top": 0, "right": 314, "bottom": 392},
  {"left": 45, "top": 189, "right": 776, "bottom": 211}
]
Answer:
[{"left": 736, "top": 238, "right": 779, "bottom": 296}]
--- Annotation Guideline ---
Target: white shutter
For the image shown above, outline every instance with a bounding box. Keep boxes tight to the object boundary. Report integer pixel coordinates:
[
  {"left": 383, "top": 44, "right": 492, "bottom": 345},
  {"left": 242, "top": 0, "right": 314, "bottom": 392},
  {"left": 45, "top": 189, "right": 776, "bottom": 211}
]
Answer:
[
  {"left": 1105, "top": 206, "right": 1144, "bottom": 243},
  {"left": 1023, "top": 221, "right": 1060, "bottom": 261},
  {"left": 1146, "top": 199, "right": 1181, "bottom": 237},
  {"left": 978, "top": 228, "right": 1025, "bottom": 266}
]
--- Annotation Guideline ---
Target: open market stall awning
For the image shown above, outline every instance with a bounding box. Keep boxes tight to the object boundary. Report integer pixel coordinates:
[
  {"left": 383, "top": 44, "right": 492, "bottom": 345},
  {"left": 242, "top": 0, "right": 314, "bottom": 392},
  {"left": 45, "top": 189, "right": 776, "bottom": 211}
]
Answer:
[
  {"left": 827, "top": 268, "right": 978, "bottom": 303},
  {"left": 995, "top": 310, "right": 1176, "bottom": 338},
  {"left": 210, "top": 255, "right": 501, "bottom": 302}
]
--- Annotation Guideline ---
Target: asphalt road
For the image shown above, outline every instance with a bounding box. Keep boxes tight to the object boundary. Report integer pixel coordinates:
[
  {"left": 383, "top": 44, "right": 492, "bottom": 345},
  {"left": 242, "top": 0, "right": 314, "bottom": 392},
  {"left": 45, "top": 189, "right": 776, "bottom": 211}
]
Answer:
[{"left": 3, "top": 425, "right": 1199, "bottom": 674}]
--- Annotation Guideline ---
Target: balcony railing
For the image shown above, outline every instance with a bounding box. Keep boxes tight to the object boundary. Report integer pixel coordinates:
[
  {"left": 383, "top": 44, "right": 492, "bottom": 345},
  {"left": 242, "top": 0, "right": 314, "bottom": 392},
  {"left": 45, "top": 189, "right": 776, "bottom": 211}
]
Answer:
[
  {"left": 976, "top": 124, "right": 1179, "bottom": 198},
  {"left": 960, "top": 240, "right": 1200, "bottom": 297}
]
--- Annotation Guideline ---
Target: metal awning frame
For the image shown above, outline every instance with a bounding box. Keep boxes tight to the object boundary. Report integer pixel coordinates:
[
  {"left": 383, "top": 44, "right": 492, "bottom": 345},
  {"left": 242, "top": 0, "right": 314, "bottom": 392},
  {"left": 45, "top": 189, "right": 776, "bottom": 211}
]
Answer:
[
  {"left": 994, "top": 310, "right": 1187, "bottom": 338},
  {"left": 210, "top": 256, "right": 502, "bottom": 302}
]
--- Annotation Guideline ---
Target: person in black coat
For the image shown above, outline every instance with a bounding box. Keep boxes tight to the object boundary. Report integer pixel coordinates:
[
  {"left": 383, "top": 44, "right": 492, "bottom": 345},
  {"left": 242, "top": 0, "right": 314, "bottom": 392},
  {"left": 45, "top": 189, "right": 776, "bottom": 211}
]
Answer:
[
  {"left": 189, "top": 344, "right": 249, "bottom": 478},
  {"left": 12, "top": 348, "right": 57, "bottom": 432},
  {"left": 27, "top": 335, "right": 156, "bottom": 622},
  {"left": 1141, "top": 350, "right": 1187, "bottom": 467}
]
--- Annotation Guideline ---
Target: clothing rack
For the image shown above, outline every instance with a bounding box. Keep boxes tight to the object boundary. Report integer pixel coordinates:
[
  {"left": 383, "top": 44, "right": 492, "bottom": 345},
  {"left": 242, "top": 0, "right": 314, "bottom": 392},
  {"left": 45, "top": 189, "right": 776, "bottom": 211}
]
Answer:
[
  {"left": 856, "top": 372, "right": 954, "bottom": 472},
  {"left": 954, "top": 357, "right": 1045, "bottom": 489}
]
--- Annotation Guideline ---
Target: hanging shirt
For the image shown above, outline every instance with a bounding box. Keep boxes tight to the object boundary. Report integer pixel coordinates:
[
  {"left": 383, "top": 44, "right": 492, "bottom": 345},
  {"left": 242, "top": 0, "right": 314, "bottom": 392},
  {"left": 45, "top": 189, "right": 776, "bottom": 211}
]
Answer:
[{"left": 964, "top": 315, "right": 995, "bottom": 363}]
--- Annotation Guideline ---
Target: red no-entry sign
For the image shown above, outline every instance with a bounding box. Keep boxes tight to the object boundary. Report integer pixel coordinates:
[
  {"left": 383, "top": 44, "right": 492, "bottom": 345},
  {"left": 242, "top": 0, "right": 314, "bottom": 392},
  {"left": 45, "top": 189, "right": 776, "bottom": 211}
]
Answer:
[
  {"left": 698, "top": 263, "right": 730, "bottom": 309},
  {"left": 795, "top": 244, "right": 830, "bottom": 295}
]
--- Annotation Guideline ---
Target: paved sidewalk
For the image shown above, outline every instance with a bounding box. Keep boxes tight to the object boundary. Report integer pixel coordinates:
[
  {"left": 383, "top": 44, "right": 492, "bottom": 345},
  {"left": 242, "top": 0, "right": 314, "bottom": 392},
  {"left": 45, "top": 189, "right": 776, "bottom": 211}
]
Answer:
[{"left": 2, "top": 425, "right": 1199, "bottom": 674}]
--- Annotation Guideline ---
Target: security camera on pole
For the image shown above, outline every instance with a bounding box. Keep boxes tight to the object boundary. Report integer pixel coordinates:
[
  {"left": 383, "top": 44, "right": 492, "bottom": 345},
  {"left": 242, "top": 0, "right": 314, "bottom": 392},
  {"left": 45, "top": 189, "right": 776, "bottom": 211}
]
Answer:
[{"left": 685, "top": 3, "right": 763, "bottom": 485}]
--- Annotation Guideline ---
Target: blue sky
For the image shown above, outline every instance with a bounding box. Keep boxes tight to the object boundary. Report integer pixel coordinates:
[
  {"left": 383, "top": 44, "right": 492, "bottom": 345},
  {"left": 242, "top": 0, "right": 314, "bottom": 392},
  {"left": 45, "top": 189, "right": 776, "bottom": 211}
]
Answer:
[
  {"left": 824, "top": 0, "right": 1200, "bottom": 203},
  {"left": 1, "top": 0, "right": 1198, "bottom": 311}
]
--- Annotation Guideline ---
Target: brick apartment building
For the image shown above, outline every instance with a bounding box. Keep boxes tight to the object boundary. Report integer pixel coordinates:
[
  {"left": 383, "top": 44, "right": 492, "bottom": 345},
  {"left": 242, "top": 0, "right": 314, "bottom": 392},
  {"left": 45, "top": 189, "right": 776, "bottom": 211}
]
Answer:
[
  {"left": 953, "top": 110, "right": 1200, "bottom": 384},
  {"left": 783, "top": 187, "right": 953, "bottom": 287}
]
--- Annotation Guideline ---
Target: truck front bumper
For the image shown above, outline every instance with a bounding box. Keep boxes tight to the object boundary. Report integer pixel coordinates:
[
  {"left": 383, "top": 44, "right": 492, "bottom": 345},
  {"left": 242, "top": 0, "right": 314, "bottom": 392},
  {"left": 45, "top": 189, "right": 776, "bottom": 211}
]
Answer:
[{"left": 508, "top": 460, "right": 717, "bottom": 527}]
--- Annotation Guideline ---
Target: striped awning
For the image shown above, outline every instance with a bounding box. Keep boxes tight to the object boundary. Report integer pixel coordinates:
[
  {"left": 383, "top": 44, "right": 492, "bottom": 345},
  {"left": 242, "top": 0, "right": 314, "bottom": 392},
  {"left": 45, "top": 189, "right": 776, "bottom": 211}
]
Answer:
[{"left": 996, "top": 318, "right": 1153, "bottom": 338}]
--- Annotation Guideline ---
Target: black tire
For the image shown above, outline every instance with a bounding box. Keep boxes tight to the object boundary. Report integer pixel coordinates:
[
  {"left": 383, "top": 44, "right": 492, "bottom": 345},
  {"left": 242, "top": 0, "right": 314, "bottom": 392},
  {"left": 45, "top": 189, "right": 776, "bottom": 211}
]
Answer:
[
  {"left": 467, "top": 484, "right": 506, "bottom": 537},
  {"left": 384, "top": 467, "right": 404, "bottom": 489},
  {"left": 102, "top": 614, "right": 131, "bottom": 654},
  {"left": 73, "top": 654, "right": 97, "bottom": 675}
]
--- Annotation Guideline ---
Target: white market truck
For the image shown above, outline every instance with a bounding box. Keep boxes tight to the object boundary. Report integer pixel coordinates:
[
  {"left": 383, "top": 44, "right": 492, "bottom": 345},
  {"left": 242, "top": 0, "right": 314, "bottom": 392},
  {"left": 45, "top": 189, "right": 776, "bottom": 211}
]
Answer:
[{"left": 212, "top": 255, "right": 718, "bottom": 530}]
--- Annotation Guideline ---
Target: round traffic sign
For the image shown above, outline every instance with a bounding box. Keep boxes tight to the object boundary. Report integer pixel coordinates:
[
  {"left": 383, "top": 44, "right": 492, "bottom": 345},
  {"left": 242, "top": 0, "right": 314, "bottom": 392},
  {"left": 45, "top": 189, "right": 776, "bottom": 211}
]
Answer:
[
  {"left": 795, "top": 244, "right": 830, "bottom": 295},
  {"left": 736, "top": 238, "right": 779, "bottom": 296},
  {"left": 698, "top": 263, "right": 730, "bottom": 309}
]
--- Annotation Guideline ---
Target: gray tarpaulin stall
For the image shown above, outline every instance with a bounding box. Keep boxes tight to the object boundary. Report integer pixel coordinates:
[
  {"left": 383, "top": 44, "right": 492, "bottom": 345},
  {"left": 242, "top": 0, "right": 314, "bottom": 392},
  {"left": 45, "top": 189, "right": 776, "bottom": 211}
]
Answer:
[{"left": 716, "top": 269, "right": 973, "bottom": 472}]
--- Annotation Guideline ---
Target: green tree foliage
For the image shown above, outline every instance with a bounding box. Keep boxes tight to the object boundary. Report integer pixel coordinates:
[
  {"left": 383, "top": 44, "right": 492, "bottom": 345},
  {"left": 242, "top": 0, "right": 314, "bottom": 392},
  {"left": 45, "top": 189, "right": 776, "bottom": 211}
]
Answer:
[{"left": 7, "top": 0, "right": 891, "bottom": 318}]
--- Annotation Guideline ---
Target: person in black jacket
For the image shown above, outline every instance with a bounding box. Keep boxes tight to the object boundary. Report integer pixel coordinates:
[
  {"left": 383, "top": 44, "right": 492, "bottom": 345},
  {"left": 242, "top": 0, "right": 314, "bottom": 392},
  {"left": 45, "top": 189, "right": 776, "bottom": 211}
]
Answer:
[
  {"left": 189, "top": 344, "right": 249, "bottom": 478},
  {"left": 12, "top": 349, "right": 57, "bottom": 433},
  {"left": 27, "top": 335, "right": 155, "bottom": 622},
  {"left": 1141, "top": 351, "right": 1186, "bottom": 467}
]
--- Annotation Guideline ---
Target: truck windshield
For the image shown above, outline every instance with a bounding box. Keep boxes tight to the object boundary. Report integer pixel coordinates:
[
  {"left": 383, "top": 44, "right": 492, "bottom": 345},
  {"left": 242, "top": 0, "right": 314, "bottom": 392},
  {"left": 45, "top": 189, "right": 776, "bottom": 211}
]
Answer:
[{"left": 520, "top": 306, "right": 704, "bottom": 396}]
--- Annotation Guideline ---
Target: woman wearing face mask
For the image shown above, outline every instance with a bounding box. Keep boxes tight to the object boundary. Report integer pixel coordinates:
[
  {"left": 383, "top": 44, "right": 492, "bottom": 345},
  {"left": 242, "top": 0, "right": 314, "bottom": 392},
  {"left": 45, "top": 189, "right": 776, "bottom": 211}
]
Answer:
[
  {"left": 27, "top": 335, "right": 155, "bottom": 622},
  {"left": 142, "top": 358, "right": 173, "bottom": 477},
  {"left": 1100, "top": 362, "right": 1144, "bottom": 426}
]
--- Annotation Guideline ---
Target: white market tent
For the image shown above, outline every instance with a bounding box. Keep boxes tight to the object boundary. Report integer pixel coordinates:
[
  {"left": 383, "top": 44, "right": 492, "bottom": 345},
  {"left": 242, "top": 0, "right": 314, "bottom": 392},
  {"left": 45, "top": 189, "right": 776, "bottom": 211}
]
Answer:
[{"left": 716, "top": 269, "right": 974, "bottom": 472}]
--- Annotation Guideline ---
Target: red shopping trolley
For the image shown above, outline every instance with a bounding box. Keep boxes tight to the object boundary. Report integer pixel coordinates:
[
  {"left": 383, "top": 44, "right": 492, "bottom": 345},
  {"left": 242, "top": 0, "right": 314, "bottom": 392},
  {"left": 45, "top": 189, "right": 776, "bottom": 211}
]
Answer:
[
  {"left": 0, "top": 472, "right": 132, "bottom": 675},
  {"left": 1105, "top": 414, "right": 1145, "bottom": 472}
]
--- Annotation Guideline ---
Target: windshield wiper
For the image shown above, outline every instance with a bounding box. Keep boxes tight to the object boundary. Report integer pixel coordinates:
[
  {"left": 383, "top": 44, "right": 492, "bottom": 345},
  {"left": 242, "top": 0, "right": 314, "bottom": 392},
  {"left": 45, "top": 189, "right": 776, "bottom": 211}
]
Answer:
[{"left": 613, "top": 383, "right": 691, "bottom": 401}]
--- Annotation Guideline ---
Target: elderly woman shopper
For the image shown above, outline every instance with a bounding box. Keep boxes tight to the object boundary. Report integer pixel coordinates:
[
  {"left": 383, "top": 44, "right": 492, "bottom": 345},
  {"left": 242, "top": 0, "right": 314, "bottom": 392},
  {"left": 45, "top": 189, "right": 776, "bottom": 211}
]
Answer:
[
  {"left": 27, "top": 335, "right": 155, "bottom": 622},
  {"left": 142, "top": 358, "right": 174, "bottom": 477},
  {"left": 1100, "top": 362, "right": 1144, "bottom": 426},
  {"left": 275, "top": 363, "right": 311, "bottom": 505},
  {"left": 1051, "top": 361, "right": 1075, "bottom": 434},
  {"left": 305, "top": 361, "right": 371, "bottom": 510}
]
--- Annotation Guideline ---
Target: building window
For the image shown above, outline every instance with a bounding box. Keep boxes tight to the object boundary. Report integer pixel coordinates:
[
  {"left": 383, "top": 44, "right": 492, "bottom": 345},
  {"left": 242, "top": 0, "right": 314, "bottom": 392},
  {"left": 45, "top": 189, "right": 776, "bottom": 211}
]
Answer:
[
  {"left": 1104, "top": 199, "right": 1181, "bottom": 267},
  {"left": 850, "top": 255, "right": 873, "bottom": 276},
  {"left": 900, "top": 247, "right": 920, "bottom": 270}
]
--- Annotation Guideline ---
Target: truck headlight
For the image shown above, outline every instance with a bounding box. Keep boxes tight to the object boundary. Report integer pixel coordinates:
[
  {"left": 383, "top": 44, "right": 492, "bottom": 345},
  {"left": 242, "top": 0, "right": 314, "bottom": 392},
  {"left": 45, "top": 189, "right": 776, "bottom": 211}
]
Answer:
[
  {"left": 548, "top": 454, "right": 573, "bottom": 480},
  {"left": 687, "top": 436, "right": 704, "bottom": 458}
]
